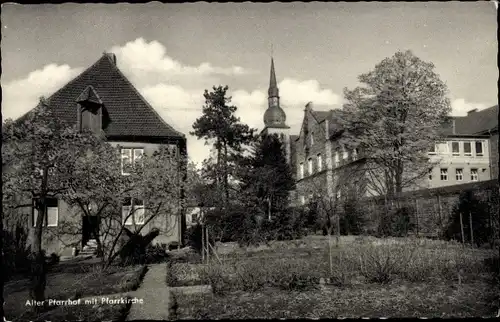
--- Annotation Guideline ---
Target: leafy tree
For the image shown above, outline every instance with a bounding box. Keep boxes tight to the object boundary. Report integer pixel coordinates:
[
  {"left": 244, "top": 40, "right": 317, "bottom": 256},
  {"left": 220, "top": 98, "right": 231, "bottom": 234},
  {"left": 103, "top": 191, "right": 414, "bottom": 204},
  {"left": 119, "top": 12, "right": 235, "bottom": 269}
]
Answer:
[
  {"left": 2, "top": 98, "right": 111, "bottom": 308},
  {"left": 191, "top": 86, "right": 255, "bottom": 206},
  {"left": 338, "top": 50, "right": 452, "bottom": 200},
  {"left": 58, "top": 144, "right": 185, "bottom": 268}
]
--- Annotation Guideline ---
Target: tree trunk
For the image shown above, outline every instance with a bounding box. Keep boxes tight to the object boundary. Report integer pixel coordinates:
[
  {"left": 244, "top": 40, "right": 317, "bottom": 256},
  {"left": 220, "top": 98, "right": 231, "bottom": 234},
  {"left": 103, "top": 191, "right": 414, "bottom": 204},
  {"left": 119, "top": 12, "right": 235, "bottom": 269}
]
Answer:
[
  {"left": 0, "top": 202, "right": 5, "bottom": 320},
  {"left": 223, "top": 142, "right": 229, "bottom": 206},
  {"left": 30, "top": 167, "right": 49, "bottom": 309}
]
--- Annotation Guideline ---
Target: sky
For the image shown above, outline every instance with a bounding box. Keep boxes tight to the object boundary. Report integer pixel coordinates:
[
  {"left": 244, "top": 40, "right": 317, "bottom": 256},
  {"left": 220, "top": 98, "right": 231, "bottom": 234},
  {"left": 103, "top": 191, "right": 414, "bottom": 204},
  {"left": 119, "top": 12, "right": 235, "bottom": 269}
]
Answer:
[{"left": 1, "top": 2, "right": 498, "bottom": 166}]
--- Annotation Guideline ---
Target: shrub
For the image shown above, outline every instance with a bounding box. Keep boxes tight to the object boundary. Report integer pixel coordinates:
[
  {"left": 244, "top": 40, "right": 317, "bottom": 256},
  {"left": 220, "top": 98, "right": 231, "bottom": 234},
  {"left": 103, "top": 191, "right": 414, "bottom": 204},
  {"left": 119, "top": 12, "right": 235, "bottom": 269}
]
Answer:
[
  {"left": 3, "top": 225, "right": 31, "bottom": 278},
  {"left": 377, "top": 206, "right": 416, "bottom": 237},
  {"left": 118, "top": 228, "right": 160, "bottom": 265},
  {"left": 444, "top": 190, "right": 493, "bottom": 247},
  {"left": 185, "top": 224, "right": 204, "bottom": 253},
  {"left": 199, "top": 263, "right": 233, "bottom": 295},
  {"left": 144, "top": 244, "right": 168, "bottom": 264},
  {"left": 339, "top": 198, "right": 366, "bottom": 236}
]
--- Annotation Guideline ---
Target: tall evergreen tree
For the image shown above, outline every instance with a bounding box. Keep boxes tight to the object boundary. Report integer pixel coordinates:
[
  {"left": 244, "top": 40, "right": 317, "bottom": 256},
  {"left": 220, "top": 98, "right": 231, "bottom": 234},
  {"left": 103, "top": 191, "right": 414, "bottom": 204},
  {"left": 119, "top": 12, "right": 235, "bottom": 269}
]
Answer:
[
  {"left": 191, "top": 86, "right": 255, "bottom": 206},
  {"left": 240, "top": 134, "right": 295, "bottom": 219}
]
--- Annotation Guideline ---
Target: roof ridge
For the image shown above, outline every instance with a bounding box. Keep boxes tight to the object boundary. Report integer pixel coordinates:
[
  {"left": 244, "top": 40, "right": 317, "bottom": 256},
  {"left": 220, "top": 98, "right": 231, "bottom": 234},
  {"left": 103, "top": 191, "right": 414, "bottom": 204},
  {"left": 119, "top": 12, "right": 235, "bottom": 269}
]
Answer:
[
  {"left": 107, "top": 57, "right": 185, "bottom": 139},
  {"left": 14, "top": 57, "right": 104, "bottom": 122}
]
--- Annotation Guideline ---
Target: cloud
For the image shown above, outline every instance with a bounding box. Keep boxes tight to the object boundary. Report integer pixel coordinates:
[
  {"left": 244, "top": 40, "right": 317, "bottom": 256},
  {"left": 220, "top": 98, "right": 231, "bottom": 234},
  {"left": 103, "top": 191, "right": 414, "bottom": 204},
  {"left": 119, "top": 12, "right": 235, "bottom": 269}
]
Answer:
[
  {"left": 450, "top": 98, "right": 488, "bottom": 116},
  {"left": 1, "top": 64, "right": 83, "bottom": 120},
  {"left": 231, "top": 79, "right": 341, "bottom": 134},
  {"left": 110, "top": 38, "right": 250, "bottom": 88}
]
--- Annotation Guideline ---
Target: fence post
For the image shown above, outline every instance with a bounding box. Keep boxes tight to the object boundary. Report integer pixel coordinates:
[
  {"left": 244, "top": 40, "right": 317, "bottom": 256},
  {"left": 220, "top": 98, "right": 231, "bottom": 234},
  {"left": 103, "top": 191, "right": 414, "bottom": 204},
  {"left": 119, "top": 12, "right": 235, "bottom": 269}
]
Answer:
[
  {"left": 206, "top": 225, "right": 210, "bottom": 263},
  {"left": 469, "top": 212, "right": 474, "bottom": 247},
  {"left": 201, "top": 223, "right": 205, "bottom": 263},
  {"left": 415, "top": 198, "right": 419, "bottom": 237},
  {"left": 437, "top": 194, "right": 443, "bottom": 230},
  {"left": 459, "top": 212, "right": 465, "bottom": 245}
]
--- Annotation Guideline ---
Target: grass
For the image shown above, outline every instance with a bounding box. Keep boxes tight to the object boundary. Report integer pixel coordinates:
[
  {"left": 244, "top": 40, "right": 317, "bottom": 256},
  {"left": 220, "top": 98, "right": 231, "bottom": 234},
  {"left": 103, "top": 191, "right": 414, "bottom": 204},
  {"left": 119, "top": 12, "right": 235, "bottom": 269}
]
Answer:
[
  {"left": 175, "top": 281, "right": 497, "bottom": 319},
  {"left": 4, "top": 258, "right": 147, "bottom": 322},
  {"left": 173, "top": 235, "right": 499, "bottom": 318}
]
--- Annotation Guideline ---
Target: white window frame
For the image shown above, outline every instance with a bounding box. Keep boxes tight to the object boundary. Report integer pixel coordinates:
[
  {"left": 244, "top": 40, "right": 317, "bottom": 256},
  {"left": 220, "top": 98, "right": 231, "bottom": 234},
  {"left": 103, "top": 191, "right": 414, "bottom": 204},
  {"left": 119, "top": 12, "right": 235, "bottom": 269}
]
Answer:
[
  {"left": 342, "top": 147, "right": 348, "bottom": 160},
  {"left": 33, "top": 199, "right": 59, "bottom": 227},
  {"left": 475, "top": 141, "right": 483, "bottom": 157},
  {"left": 317, "top": 154, "right": 322, "bottom": 172},
  {"left": 455, "top": 168, "right": 463, "bottom": 181},
  {"left": 300, "top": 196, "right": 305, "bottom": 205},
  {"left": 440, "top": 168, "right": 448, "bottom": 181},
  {"left": 451, "top": 142, "right": 460, "bottom": 156},
  {"left": 299, "top": 162, "right": 304, "bottom": 179},
  {"left": 352, "top": 148, "right": 358, "bottom": 161},
  {"left": 428, "top": 144, "right": 436, "bottom": 155},
  {"left": 437, "top": 142, "right": 449, "bottom": 155},
  {"left": 122, "top": 198, "right": 145, "bottom": 225},
  {"left": 463, "top": 142, "right": 472, "bottom": 157},
  {"left": 121, "top": 148, "right": 144, "bottom": 175},
  {"left": 308, "top": 158, "right": 313, "bottom": 174},
  {"left": 470, "top": 168, "right": 478, "bottom": 181}
]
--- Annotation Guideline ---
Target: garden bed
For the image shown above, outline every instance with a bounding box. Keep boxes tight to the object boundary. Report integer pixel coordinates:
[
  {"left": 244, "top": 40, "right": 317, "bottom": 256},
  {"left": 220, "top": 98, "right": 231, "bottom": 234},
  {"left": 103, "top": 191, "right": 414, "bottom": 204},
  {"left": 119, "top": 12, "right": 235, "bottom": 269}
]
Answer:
[
  {"left": 175, "top": 281, "right": 497, "bottom": 319},
  {"left": 4, "top": 260, "right": 147, "bottom": 322},
  {"left": 171, "top": 235, "right": 499, "bottom": 318}
]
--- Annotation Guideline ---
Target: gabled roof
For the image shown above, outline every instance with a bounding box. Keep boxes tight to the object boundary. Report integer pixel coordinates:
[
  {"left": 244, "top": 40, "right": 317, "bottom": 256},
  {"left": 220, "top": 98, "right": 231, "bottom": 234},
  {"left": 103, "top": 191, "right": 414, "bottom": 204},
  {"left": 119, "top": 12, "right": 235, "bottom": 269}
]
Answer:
[
  {"left": 20, "top": 53, "right": 184, "bottom": 139},
  {"left": 453, "top": 105, "right": 498, "bottom": 135}
]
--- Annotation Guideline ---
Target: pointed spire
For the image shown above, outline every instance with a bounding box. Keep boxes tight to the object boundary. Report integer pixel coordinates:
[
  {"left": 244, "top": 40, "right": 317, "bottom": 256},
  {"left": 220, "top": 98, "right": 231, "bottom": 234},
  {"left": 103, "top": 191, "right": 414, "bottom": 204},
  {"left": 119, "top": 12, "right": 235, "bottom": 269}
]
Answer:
[{"left": 268, "top": 57, "right": 279, "bottom": 97}]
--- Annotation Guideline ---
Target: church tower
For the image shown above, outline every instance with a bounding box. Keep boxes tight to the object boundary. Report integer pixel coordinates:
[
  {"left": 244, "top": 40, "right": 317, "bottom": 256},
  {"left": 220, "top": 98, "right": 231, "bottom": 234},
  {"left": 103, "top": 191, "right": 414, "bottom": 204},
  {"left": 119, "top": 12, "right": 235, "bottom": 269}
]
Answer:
[{"left": 262, "top": 57, "right": 291, "bottom": 164}]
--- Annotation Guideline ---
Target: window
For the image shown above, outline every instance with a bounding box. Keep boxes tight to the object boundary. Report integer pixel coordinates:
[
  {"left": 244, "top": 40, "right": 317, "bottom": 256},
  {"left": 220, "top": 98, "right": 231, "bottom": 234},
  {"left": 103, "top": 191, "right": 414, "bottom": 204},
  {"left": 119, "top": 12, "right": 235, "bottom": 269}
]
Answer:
[
  {"left": 475, "top": 141, "right": 483, "bottom": 157},
  {"left": 464, "top": 142, "right": 472, "bottom": 156},
  {"left": 440, "top": 168, "right": 448, "bottom": 181},
  {"left": 342, "top": 148, "right": 348, "bottom": 160},
  {"left": 121, "top": 148, "right": 144, "bottom": 175},
  {"left": 317, "top": 154, "right": 322, "bottom": 172},
  {"left": 308, "top": 158, "right": 313, "bottom": 174},
  {"left": 352, "top": 148, "right": 358, "bottom": 161},
  {"left": 437, "top": 142, "right": 449, "bottom": 154},
  {"left": 334, "top": 151, "right": 340, "bottom": 167},
  {"left": 471, "top": 168, "right": 478, "bottom": 181},
  {"left": 310, "top": 132, "right": 314, "bottom": 146},
  {"left": 300, "top": 196, "right": 305, "bottom": 205},
  {"left": 455, "top": 168, "right": 463, "bottom": 181},
  {"left": 428, "top": 144, "right": 436, "bottom": 155},
  {"left": 122, "top": 198, "right": 145, "bottom": 225},
  {"left": 452, "top": 142, "right": 460, "bottom": 156},
  {"left": 33, "top": 198, "right": 58, "bottom": 227},
  {"left": 299, "top": 163, "right": 304, "bottom": 179}
]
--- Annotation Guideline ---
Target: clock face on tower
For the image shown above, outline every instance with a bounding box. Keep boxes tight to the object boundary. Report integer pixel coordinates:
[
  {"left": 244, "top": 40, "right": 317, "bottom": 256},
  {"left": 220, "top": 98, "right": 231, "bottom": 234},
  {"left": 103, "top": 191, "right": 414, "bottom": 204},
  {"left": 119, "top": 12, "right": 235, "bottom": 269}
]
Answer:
[{"left": 269, "top": 97, "right": 279, "bottom": 107}]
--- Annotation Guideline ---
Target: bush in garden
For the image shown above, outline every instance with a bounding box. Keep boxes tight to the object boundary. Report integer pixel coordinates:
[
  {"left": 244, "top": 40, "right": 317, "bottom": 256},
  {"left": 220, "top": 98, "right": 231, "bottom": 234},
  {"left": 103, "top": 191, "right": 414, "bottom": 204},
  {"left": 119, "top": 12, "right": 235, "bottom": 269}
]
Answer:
[
  {"left": 377, "top": 206, "right": 415, "bottom": 237},
  {"left": 443, "top": 190, "right": 493, "bottom": 247},
  {"left": 339, "top": 197, "right": 366, "bottom": 235}
]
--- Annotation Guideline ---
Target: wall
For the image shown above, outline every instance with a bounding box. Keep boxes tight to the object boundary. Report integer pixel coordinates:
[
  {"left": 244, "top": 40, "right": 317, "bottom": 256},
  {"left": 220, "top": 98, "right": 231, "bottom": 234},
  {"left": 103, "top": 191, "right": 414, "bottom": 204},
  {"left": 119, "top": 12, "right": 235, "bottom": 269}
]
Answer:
[
  {"left": 490, "top": 132, "right": 499, "bottom": 179},
  {"left": 365, "top": 179, "right": 498, "bottom": 238}
]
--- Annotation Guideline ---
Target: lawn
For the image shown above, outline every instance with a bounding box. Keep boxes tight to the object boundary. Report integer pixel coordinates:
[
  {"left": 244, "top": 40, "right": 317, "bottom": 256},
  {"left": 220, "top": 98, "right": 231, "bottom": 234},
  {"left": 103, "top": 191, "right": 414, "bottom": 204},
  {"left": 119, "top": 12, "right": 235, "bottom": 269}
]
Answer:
[
  {"left": 171, "top": 235, "right": 499, "bottom": 318},
  {"left": 4, "top": 258, "right": 147, "bottom": 322}
]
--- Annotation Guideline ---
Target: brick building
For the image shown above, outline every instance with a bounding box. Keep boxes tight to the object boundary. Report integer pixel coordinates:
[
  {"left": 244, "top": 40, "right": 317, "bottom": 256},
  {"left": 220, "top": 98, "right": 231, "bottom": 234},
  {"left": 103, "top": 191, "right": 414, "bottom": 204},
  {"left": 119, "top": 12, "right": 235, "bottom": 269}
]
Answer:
[
  {"left": 261, "top": 59, "right": 497, "bottom": 206},
  {"left": 15, "top": 53, "right": 187, "bottom": 256}
]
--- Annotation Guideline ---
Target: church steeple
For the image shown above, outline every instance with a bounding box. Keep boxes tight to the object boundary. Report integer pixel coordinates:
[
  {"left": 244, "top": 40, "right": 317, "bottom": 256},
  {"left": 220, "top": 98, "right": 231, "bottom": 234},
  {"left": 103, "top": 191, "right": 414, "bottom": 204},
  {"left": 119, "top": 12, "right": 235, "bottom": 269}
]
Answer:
[{"left": 268, "top": 57, "right": 279, "bottom": 98}]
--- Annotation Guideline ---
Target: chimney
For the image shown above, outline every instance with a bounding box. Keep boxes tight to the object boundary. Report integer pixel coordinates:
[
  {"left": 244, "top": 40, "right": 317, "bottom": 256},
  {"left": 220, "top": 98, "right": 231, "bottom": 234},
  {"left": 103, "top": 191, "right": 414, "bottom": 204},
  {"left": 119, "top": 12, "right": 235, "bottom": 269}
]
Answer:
[
  {"left": 467, "top": 108, "right": 477, "bottom": 115},
  {"left": 305, "top": 101, "right": 313, "bottom": 111},
  {"left": 104, "top": 52, "right": 117, "bottom": 65}
]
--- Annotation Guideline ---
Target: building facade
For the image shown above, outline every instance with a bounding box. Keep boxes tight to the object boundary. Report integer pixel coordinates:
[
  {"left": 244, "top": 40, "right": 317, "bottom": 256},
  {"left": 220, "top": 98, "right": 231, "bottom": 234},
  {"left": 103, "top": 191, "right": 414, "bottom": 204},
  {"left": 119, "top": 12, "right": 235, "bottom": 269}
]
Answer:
[
  {"left": 18, "top": 53, "right": 187, "bottom": 256},
  {"left": 262, "top": 59, "right": 498, "bottom": 206}
]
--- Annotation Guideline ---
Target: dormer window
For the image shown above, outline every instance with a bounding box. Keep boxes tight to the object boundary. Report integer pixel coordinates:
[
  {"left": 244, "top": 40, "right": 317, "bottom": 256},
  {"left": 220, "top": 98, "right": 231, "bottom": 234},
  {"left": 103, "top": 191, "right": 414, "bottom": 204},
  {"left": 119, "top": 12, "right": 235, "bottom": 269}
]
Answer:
[{"left": 76, "top": 85, "right": 104, "bottom": 134}]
